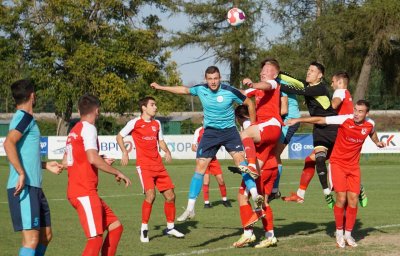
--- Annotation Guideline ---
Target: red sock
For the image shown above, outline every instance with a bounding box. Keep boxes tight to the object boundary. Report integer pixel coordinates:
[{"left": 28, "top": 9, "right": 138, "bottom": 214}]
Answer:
[
  {"left": 164, "top": 201, "right": 176, "bottom": 223},
  {"left": 83, "top": 236, "right": 102, "bottom": 256},
  {"left": 299, "top": 156, "right": 315, "bottom": 190},
  {"left": 334, "top": 205, "right": 345, "bottom": 230},
  {"left": 142, "top": 200, "right": 152, "bottom": 224},
  {"left": 219, "top": 184, "right": 227, "bottom": 198},
  {"left": 261, "top": 206, "right": 274, "bottom": 231},
  {"left": 203, "top": 184, "right": 209, "bottom": 202},
  {"left": 239, "top": 204, "right": 254, "bottom": 227},
  {"left": 101, "top": 225, "right": 123, "bottom": 256},
  {"left": 345, "top": 206, "right": 358, "bottom": 232},
  {"left": 242, "top": 137, "right": 257, "bottom": 165}
]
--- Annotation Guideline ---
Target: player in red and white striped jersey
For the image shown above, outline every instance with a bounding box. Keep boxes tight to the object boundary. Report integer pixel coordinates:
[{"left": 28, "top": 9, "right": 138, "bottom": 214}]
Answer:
[{"left": 64, "top": 94, "right": 131, "bottom": 256}]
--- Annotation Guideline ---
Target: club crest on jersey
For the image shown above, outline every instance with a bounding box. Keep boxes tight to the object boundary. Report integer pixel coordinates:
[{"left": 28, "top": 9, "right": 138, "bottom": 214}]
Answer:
[
  {"left": 361, "top": 128, "right": 367, "bottom": 135},
  {"left": 151, "top": 126, "right": 157, "bottom": 132},
  {"left": 216, "top": 95, "right": 224, "bottom": 102}
]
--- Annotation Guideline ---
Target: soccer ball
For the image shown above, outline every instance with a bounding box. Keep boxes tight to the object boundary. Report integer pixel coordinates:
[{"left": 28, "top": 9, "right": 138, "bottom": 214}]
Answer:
[{"left": 227, "top": 7, "right": 246, "bottom": 26}]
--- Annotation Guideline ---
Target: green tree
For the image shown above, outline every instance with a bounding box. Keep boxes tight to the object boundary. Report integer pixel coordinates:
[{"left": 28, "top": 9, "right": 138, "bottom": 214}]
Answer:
[{"left": 0, "top": 1, "right": 185, "bottom": 134}]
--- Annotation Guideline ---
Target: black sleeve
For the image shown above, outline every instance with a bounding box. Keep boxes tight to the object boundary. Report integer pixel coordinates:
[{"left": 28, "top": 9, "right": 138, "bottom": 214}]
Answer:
[{"left": 280, "top": 83, "right": 328, "bottom": 97}]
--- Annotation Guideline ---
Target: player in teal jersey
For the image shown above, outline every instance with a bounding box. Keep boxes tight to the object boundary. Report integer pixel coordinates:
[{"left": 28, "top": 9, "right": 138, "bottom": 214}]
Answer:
[
  {"left": 151, "top": 66, "right": 262, "bottom": 225},
  {"left": 4, "top": 79, "right": 63, "bottom": 256}
]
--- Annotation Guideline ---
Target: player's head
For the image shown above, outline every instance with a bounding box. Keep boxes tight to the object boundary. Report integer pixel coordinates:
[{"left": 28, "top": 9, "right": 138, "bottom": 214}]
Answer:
[
  {"left": 331, "top": 71, "right": 349, "bottom": 90},
  {"left": 139, "top": 96, "right": 157, "bottom": 117},
  {"left": 78, "top": 94, "right": 100, "bottom": 118},
  {"left": 234, "top": 104, "right": 249, "bottom": 127},
  {"left": 260, "top": 58, "right": 280, "bottom": 81},
  {"left": 353, "top": 99, "right": 370, "bottom": 123},
  {"left": 307, "top": 61, "right": 325, "bottom": 84},
  {"left": 204, "top": 66, "right": 221, "bottom": 91},
  {"left": 11, "top": 79, "right": 36, "bottom": 107}
]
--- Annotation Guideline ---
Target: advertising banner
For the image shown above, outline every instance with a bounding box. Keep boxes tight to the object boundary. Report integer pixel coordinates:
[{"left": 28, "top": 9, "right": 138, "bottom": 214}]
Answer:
[{"left": 288, "top": 134, "right": 314, "bottom": 159}]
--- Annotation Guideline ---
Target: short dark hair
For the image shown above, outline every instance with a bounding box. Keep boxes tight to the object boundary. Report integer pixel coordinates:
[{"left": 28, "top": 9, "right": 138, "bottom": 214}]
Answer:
[
  {"left": 11, "top": 79, "right": 35, "bottom": 105},
  {"left": 78, "top": 94, "right": 100, "bottom": 116},
  {"left": 333, "top": 71, "right": 350, "bottom": 85},
  {"left": 356, "top": 99, "right": 370, "bottom": 112},
  {"left": 204, "top": 66, "right": 220, "bottom": 77},
  {"left": 310, "top": 61, "right": 325, "bottom": 75},
  {"left": 235, "top": 104, "right": 249, "bottom": 119},
  {"left": 139, "top": 96, "right": 156, "bottom": 113},
  {"left": 260, "top": 58, "right": 280, "bottom": 71}
]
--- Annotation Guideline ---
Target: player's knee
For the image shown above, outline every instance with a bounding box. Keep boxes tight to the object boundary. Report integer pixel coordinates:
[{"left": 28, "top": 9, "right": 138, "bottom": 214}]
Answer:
[{"left": 315, "top": 151, "right": 327, "bottom": 172}]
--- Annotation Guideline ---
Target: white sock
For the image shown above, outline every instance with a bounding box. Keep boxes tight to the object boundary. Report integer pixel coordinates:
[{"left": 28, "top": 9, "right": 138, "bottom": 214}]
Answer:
[
  {"left": 167, "top": 222, "right": 174, "bottom": 230},
  {"left": 266, "top": 230, "right": 274, "bottom": 238},
  {"left": 336, "top": 229, "right": 344, "bottom": 237},
  {"left": 187, "top": 199, "right": 196, "bottom": 212},
  {"left": 204, "top": 200, "right": 210, "bottom": 204},
  {"left": 344, "top": 230, "right": 352, "bottom": 238},
  {"left": 323, "top": 188, "right": 331, "bottom": 196},
  {"left": 222, "top": 197, "right": 227, "bottom": 201},
  {"left": 250, "top": 188, "right": 259, "bottom": 201},
  {"left": 141, "top": 223, "right": 148, "bottom": 231},
  {"left": 297, "top": 189, "right": 306, "bottom": 199},
  {"left": 244, "top": 228, "right": 253, "bottom": 237}
]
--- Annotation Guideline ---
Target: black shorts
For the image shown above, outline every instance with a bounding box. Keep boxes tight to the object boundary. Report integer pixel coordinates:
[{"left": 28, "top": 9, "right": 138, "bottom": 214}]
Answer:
[
  {"left": 312, "top": 124, "right": 339, "bottom": 149},
  {"left": 7, "top": 185, "right": 51, "bottom": 231},
  {"left": 197, "top": 126, "right": 243, "bottom": 158}
]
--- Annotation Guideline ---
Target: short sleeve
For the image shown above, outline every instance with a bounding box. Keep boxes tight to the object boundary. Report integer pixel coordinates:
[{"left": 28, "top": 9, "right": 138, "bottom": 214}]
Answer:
[
  {"left": 119, "top": 118, "right": 139, "bottom": 137},
  {"left": 156, "top": 120, "right": 164, "bottom": 140},
  {"left": 332, "top": 89, "right": 346, "bottom": 100},
  {"left": 81, "top": 122, "right": 98, "bottom": 151}
]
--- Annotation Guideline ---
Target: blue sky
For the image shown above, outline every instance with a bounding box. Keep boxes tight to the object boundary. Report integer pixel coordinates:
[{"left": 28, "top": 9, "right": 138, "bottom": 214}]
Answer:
[{"left": 141, "top": 6, "right": 281, "bottom": 85}]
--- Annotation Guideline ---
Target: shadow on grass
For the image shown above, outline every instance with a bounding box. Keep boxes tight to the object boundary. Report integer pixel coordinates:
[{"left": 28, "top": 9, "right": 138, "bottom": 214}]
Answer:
[
  {"left": 209, "top": 198, "right": 236, "bottom": 208},
  {"left": 151, "top": 220, "right": 199, "bottom": 241}
]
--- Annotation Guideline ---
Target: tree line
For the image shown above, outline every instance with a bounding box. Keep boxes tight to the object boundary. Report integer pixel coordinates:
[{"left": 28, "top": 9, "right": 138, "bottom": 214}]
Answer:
[{"left": 1, "top": 0, "right": 399, "bottom": 134}]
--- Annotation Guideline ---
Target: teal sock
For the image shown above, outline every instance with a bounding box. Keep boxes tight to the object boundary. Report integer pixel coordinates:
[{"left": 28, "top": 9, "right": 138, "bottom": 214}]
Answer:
[
  {"left": 273, "top": 165, "right": 283, "bottom": 189},
  {"left": 188, "top": 172, "right": 204, "bottom": 199},
  {"left": 19, "top": 247, "right": 35, "bottom": 256}
]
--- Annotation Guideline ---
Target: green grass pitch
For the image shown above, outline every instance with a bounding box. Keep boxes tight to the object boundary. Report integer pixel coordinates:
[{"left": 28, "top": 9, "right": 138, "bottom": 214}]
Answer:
[{"left": 1, "top": 155, "right": 399, "bottom": 255}]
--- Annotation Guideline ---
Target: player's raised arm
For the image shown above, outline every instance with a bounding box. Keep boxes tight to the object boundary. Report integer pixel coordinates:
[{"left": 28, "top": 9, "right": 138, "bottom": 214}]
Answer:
[
  {"left": 86, "top": 149, "right": 132, "bottom": 187},
  {"left": 150, "top": 82, "right": 190, "bottom": 95}
]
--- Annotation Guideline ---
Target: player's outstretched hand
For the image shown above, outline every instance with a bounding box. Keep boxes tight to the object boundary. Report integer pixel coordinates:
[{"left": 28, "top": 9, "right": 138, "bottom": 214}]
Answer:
[
  {"left": 14, "top": 173, "right": 25, "bottom": 196},
  {"left": 285, "top": 118, "right": 298, "bottom": 126},
  {"left": 242, "top": 78, "right": 253, "bottom": 88},
  {"left": 115, "top": 172, "right": 132, "bottom": 188},
  {"left": 165, "top": 151, "right": 172, "bottom": 163},
  {"left": 376, "top": 141, "right": 386, "bottom": 148},
  {"left": 46, "top": 161, "right": 63, "bottom": 175},
  {"left": 150, "top": 82, "right": 161, "bottom": 90},
  {"left": 120, "top": 152, "right": 129, "bottom": 166}
]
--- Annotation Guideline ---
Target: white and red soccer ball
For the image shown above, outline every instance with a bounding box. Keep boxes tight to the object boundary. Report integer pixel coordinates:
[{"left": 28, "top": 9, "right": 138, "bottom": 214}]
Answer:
[{"left": 227, "top": 7, "right": 246, "bottom": 26}]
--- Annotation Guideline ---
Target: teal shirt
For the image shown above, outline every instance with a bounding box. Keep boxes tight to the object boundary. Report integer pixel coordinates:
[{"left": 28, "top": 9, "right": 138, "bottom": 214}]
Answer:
[
  {"left": 281, "top": 91, "right": 301, "bottom": 121},
  {"left": 190, "top": 83, "right": 246, "bottom": 129},
  {"left": 7, "top": 110, "right": 42, "bottom": 189}
]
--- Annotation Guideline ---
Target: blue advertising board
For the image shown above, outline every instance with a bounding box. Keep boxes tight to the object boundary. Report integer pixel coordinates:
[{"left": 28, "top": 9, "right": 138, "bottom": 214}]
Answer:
[
  {"left": 40, "top": 137, "right": 48, "bottom": 156},
  {"left": 288, "top": 134, "right": 314, "bottom": 159}
]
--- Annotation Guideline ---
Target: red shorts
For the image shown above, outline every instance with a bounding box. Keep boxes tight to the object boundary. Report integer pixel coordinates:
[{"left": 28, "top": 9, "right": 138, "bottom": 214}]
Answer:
[
  {"left": 205, "top": 158, "right": 222, "bottom": 176},
  {"left": 330, "top": 163, "right": 360, "bottom": 194},
  {"left": 69, "top": 195, "right": 118, "bottom": 238},
  {"left": 260, "top": 167, "right": 278, "bottom": 196},
  {"left": 137, "top": 165, "right": 175, "bottom": 193},
  {"left": 254, "top": 119, "right": 281, "bottom": 165}
]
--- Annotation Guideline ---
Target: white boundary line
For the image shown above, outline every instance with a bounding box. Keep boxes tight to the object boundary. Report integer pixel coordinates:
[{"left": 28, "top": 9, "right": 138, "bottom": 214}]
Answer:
[{"left": 166, "top": 224, "right": 400, "bottom": 256}]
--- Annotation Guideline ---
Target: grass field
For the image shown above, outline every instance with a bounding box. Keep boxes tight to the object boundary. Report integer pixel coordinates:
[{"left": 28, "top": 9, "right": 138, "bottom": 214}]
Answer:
[{"left": 1, "top": 155, "right": 399, "bottom": 256}]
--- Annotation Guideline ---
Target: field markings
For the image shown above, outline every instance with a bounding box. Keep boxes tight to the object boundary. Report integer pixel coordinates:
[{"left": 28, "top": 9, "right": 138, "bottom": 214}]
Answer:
[{"left": 166, "top": 223, "right": 400, "bottom": 256}]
